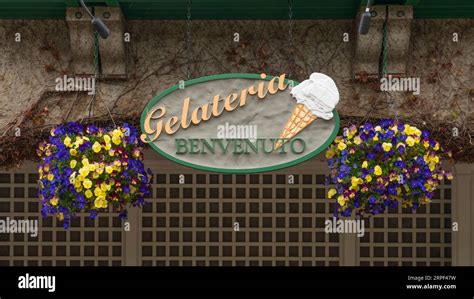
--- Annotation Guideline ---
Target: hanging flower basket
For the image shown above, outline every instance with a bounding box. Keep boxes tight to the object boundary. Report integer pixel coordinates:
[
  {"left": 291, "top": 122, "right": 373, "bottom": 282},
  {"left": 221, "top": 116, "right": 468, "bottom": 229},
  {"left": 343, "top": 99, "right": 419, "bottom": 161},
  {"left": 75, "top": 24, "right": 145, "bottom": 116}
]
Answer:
[
  {"left": 325, "top": 119, "right": 453, "bottom": 217},
  {"left": 37, "top": 122, "right": 152, "bottom": 229}
]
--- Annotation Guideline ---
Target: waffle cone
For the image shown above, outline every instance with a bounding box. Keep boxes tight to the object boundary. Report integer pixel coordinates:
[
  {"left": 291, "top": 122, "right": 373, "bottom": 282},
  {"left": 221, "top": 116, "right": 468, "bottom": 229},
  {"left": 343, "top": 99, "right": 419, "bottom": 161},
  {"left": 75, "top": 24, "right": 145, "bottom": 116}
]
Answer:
[{"left": 274, "top": 104, "right": 317, "bottom": 150}]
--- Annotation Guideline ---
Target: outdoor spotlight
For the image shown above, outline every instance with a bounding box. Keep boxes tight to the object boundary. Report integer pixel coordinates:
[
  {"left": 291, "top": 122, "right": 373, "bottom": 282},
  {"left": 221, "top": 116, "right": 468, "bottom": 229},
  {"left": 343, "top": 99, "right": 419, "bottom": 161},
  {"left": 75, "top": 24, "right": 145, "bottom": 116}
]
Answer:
[
  {"left": 358, "top": 0, "right": 373, "bottom": 35},
  {"left": 79, "top": 0, "right": 110, "bottom": 39}
]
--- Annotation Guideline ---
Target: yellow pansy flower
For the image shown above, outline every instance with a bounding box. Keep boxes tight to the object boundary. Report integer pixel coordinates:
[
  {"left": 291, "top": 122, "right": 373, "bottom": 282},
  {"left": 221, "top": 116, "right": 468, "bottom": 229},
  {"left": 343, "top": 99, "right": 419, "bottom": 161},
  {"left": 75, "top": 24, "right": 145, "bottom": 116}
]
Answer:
[
  {"left": 82, "top": 158, "right": 89, "bottom": 166},
  {"left": 382, "top": 142, "right": 392, "bottom": 152},
  {"left": 79, "top": 166, "right": 90, "bottom": 178},
  {"left": 70, "top": 160, "right": 77, "bottom": 169},
  {"left": 104, "top": 134, "right": 111, "bottom": 144},
  {"left": 423, "top": 154, "right": 430, "bottom": 163},
  {"left": 413, "top": 127, "right": 421, "bottom": 136},
  {"left": 351, "top": 176, "right": 362, "bottom": 187},
  {"left": 92, "top": 141, "right": 102, "bottom": 153},
  {"left": 94, "top": 196, "right": 108, "bottom": 209},
  {"left": 63, "top": 136, "right": 72, "bottom": 147},
  {"left": 324, "top": 148, "right": 336, "bottom": 159},
  {"left": 75, "top": 137, "right": 84, "bottom": 146},
  {"left": 404, "top": 124, "right": 414, "bottom": 135},
  {"left": 406, "top": 136, "right": 415, "bottom": 146},
  {"left": 94, "top": 187, "right": 104, "bottom": 197},
  {"left": 353, "top": 136, "right": 361, "bottom": 145},
  {"left": 50, "top": 197, "right": 59, "bottom": 206},
  {"left": 337, "top": 195, "right": 346, "bottom": 207},
  {"left": 337, "top": 142, "right": 347, "bottom": 151},
  {"left": 374, "top": 165, "right": 382, "bottom": 176},
  {"left": 112, "top": 136, "right": 121, "bottom": 145},
  {"left": 112, "top": 129, "right": 123, "bottom": 138},
  {"left": 83, "top": 178, "right": 92, "bottom": 189},
  {"left": 85, "top": 190, "right": 93, "bottom": 198},
  {"left": 96, "top": 166, "right": 104, "bottom": 175},
  {"left": 74, "top": 180, "right": 82, "bottom": 189},
  {"left": 327, "top": 189, "right": 337, "bottom": 199},
  {"left": 100, "top": 183, "right": 108, "bottom": 192},
  {"left": 362, "top": 161, "right": 368, "bottom": 168},
  {"left": 69, "top": 148, "right": 77, "bottom": 156},
  {"left": 47, "top": 173, "right": 54, "bottom": 181},
  {"left": 105, "top": 166, "right": 114, "bottom": 174}
]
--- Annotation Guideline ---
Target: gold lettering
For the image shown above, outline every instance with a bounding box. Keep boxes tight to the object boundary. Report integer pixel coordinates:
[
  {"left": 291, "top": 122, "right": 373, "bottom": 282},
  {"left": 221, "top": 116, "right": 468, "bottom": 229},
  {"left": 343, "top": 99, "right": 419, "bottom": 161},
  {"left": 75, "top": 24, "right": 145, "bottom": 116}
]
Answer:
[
  {"left": 257, "top": 73, "right": 268, "bottom": 98},
  {"left": 212, "top": 95, "right": 225, "bottom": 117},
  {"left": 191, "top": 103, "right": 211, "bottom": 125},
  {"left": 142, "top": 74, "right": 290, "bottom": 140},
  {"left": 278, "top": 73, "right": 288, "bottom": 91},
  {"left": 248, "top": 84, "right": 258, "bottom": 95},
  {"left": 165, "top": 116, "right": 179, "bottom": 134},
  {"left": 224, "top": 93, "right": 239, "bottom": 111},
  {"left": 257, "top": 81, "right": 267, "bottom": 99},
  {"left": 239, "top": 88, "right": 248, "bottom": 107},
  {"left": 267, "top": 76, "right": 279, "bottom": 95},
  {"left": 181, "top": 97, "right": 192, "bottom": 129},
  {"left": 141, "top": 106, "right": 166, "bottom": 143}
]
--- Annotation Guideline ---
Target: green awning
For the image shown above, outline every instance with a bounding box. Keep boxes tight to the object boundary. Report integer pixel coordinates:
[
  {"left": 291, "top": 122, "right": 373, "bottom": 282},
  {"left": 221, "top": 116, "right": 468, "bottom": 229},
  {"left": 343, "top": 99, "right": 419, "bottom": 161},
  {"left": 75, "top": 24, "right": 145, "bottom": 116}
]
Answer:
[{"left": 0, "top": 0, "right": 472, "bottom": 19}]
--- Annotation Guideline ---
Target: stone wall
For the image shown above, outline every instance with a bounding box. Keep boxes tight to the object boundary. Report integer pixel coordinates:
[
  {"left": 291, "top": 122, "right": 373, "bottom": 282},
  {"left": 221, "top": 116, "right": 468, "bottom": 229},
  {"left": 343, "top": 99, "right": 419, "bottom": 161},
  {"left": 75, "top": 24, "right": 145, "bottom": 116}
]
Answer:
[{"left": 0, "top": 19, "right": 472, "bottom": 158}]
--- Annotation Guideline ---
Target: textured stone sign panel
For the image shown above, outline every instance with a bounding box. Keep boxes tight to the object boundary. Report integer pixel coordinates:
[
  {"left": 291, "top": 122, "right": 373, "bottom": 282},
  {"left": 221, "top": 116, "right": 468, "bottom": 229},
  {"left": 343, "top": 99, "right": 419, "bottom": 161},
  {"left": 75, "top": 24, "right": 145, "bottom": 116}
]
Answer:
[{"left": 142, "top": 75, "right": 339, "bottom": 172}]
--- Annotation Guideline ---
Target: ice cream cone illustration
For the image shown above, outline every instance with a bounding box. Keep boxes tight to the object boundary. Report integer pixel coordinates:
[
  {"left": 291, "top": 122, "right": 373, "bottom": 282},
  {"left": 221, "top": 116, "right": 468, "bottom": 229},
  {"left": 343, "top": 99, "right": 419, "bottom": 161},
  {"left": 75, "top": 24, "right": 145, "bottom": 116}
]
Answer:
[{"left": 274, "top": 72, "right": 339, "bottom": 150}]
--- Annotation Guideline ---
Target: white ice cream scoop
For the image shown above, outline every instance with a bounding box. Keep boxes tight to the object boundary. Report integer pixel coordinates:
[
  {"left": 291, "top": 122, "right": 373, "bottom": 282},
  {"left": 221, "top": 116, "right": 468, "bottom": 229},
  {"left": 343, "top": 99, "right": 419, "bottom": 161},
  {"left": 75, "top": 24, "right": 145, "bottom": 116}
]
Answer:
[
  {"left": 290, "top": 72, "right": 339, "bottom": 120},
  {"left": 273, "top": 72, "right": 340, "bottom": 150}
]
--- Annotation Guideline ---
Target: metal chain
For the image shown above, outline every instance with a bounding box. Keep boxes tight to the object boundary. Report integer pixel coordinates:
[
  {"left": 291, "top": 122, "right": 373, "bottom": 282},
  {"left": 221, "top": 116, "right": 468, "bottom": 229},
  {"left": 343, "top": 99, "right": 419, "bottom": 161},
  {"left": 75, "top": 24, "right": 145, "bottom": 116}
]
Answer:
[
  {"left": 186, "top": 0, "right": 192, "bottom": 80},
  {"left": 88, "top": 27, "right": 116, "bottom": 127},
  {"left": 381, "top": 19, "right": 389, "bottom": 78},
  {"left": 93, "top": 31, "right": 99, "bottom": 78},
  {"left": 287, "top": 0, "right": 294, "bottom": 78},
  {"left": 87, "top": 31, "right": 100, "bottom": 121},
  {"left": 387, "top": 93, "right": 398, "bottom": 123},
  {"left": 466, "top": 90, "right": 472, "bottom": 144}
]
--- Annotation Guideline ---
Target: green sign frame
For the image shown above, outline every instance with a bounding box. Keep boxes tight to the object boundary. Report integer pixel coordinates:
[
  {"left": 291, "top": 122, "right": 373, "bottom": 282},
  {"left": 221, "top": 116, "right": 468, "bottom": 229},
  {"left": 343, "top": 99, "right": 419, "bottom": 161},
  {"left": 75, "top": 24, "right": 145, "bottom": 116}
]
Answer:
[{"left": 140, "top": 73, "right": 340, "bottom": 173}]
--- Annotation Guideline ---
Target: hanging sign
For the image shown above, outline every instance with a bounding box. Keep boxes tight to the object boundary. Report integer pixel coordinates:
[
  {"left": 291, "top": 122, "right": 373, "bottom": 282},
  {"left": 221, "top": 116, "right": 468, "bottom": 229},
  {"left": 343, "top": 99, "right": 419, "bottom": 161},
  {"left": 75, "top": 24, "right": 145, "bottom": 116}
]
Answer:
[{"left": 140, "top": 73, "right": 340, "bottom": 173}]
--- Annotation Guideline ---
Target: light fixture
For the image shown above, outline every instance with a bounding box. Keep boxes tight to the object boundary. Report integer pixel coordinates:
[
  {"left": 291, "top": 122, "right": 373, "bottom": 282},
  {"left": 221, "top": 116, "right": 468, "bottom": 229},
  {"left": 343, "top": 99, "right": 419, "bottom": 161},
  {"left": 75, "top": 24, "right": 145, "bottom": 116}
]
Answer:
[
  {"left": 79, "top": 0, "right": 110, "bottom": 39},
  {"left": 358, "top": 0, "right": 373, "bottom": 35}
]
